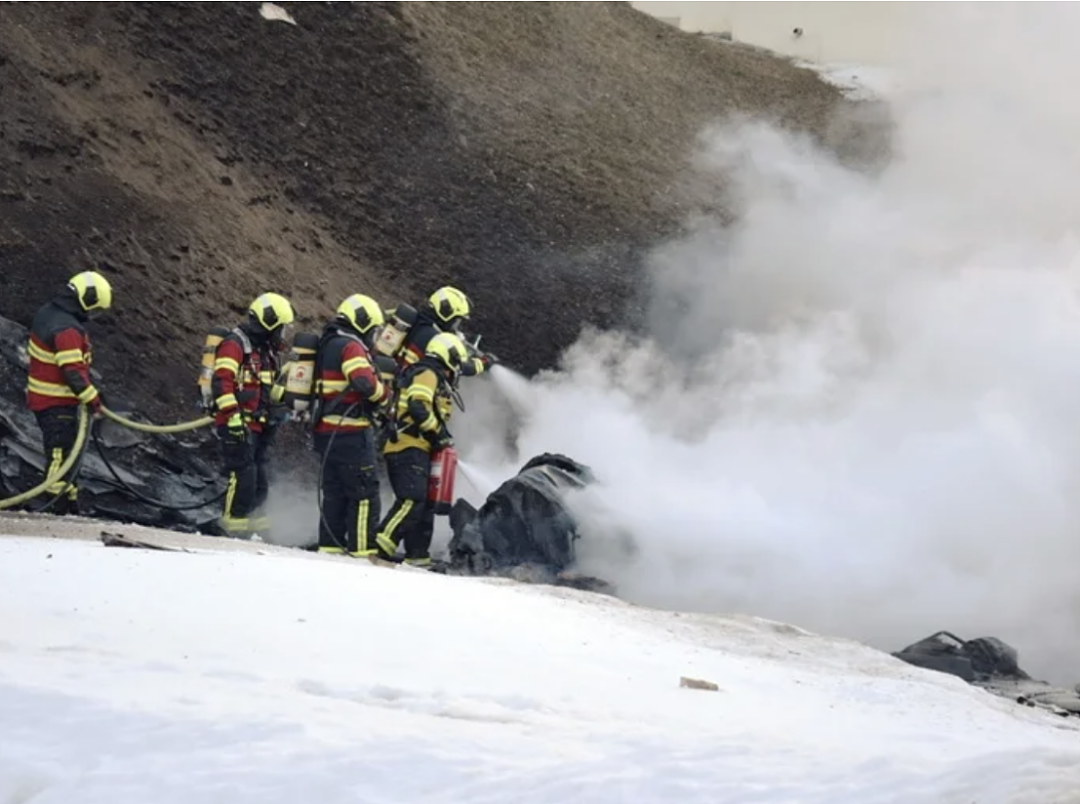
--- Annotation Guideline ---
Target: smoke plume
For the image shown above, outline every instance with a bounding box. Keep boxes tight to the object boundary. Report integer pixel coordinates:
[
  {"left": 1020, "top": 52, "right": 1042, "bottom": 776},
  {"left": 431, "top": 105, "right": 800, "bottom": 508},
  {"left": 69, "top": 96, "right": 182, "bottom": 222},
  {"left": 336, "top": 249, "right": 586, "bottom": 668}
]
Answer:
[{"left": 460, "top": 3, "right": 1080, "bottom": 684}]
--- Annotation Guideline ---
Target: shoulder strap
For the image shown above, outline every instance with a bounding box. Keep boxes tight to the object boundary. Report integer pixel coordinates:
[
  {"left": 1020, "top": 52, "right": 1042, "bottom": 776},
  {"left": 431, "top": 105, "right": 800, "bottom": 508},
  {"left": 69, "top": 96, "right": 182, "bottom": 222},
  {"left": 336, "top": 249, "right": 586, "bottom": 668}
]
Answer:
[
  {"left": 319, "top": 326, "right": 365, "bottom": 353},
  {"left": 338, "top": 328, "right": 366, "bottom": 347},
  {"left": 230, "top": 326, "right": 253, "bottom": 355},
  {"left": 314, "top": 327, "right": 367, "bottom": 375}
]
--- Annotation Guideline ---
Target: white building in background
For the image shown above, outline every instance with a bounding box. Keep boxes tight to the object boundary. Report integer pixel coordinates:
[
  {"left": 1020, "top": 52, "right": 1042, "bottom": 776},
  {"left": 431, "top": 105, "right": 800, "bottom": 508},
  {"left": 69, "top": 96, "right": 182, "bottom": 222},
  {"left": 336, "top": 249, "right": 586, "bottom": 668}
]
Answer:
[{"left": 629, "top": 1, "right": 915, "bottom": 68}]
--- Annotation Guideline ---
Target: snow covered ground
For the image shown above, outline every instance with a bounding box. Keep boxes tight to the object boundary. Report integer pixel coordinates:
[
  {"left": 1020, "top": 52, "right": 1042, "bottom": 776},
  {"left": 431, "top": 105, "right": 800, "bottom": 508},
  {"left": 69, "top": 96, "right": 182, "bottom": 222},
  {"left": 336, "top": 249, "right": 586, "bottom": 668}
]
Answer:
[{"left": 2, "top": 532, "right": 1080, "bottom": 803}]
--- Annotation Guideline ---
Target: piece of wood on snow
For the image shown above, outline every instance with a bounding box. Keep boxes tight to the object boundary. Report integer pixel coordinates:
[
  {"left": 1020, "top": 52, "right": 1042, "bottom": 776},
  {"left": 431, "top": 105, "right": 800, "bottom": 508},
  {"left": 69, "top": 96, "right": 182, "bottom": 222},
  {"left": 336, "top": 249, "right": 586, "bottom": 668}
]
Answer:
[
  {"left": 100, "top": 531, "right": 187, "bottom": 552},
  {"left": 680, "top": 676, "right": 720, "bottom": 692}
]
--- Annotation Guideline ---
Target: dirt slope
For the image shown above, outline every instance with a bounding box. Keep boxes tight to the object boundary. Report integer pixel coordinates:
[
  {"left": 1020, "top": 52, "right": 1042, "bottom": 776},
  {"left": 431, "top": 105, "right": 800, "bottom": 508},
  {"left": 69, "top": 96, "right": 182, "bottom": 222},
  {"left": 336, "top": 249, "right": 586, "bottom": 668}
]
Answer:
[{"left": 0, "top": 2, "right": 873, "bottom": 420}]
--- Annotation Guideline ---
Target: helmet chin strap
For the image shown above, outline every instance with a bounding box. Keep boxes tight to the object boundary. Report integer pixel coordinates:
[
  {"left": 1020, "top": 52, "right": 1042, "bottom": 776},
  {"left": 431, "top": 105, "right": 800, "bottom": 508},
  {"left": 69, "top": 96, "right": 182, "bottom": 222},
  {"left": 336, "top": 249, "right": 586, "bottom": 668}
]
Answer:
[{"left": 246, "top": 324, "right": 274, "bottom": 347}]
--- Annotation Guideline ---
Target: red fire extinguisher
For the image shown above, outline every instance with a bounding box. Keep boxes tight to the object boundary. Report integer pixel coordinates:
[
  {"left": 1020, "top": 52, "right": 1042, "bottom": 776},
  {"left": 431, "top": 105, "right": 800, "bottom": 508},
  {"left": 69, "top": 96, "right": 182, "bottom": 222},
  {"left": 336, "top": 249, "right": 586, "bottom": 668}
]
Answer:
[{"left": 428, "top": 445, "right": 458, "bottom": 515}]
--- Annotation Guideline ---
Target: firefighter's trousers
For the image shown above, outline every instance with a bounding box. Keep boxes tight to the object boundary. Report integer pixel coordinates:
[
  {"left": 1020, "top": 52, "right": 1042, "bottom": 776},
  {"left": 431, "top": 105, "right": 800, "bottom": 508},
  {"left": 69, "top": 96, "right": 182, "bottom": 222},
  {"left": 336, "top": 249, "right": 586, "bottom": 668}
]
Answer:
[
  {"left": 375, "top": 446, "right": 434, "bottom": 562},
  {"left": 314, "top": 429, "right": 380, "bottom": 555},
  {"left": 34, "top": 406, "right": 81, "bottom": 515},
  {"left": 218, "top": 424, "right": 271, "bottom": 538}
]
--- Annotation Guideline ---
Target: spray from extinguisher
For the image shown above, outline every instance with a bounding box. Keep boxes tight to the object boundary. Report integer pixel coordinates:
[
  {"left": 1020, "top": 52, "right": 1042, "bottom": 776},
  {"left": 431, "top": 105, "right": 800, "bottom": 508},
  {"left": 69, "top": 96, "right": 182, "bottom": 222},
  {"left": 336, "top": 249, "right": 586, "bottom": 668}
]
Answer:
[
  {"left": 455, "top": 459, "right": 501, "bottom": 499},
  {"left": 428, "top": 445, "right": 458, "bottom": 515}
]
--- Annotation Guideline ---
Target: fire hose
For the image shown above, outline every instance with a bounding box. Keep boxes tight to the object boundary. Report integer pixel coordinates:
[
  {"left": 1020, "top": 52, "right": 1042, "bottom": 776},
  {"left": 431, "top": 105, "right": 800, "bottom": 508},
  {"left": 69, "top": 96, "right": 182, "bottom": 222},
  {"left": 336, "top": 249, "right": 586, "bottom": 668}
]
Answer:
[
  {"left": 0, "top": 403, "right": 220, "bottom": 513},
  {"left": 0, "top": 403, "right": 90, "bottom": 510},
  {"left": 99, "top": 405, "right": 213, "bottom": 434}
]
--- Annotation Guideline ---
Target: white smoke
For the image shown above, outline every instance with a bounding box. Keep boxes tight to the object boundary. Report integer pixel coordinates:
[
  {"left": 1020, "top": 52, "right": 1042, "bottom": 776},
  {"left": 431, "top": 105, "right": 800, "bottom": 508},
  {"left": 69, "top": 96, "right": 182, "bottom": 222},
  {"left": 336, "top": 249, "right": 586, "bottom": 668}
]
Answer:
[{"left": 458, "top": 3, "right": 1080, "bottom": 684}]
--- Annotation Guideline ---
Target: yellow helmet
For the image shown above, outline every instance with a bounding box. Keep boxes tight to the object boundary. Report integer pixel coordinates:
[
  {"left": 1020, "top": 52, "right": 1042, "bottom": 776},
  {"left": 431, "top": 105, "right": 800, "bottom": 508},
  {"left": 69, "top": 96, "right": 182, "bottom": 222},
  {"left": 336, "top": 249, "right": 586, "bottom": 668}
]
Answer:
[
  {"left": 425, "top": 331, "right": 469, "bottom": 373},
  {"left": 67, "top": 271, "right": 112, "bottom": 314},
  {"left": 336, "top": 293, "right": 385, "bottom": 335},
  {"left": 247, "top": 292, "right": 295, "bottom": 333},
  {"left": 428, "top": 286, "right": 471, "bottom": 327}
]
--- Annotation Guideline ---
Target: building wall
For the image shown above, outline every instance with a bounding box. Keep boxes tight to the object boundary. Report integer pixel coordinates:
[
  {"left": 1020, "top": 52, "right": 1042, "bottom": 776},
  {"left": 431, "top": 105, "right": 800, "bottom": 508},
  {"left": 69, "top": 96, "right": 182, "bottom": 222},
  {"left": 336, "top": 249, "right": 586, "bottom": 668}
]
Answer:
[{"left": 629, "top": 1, "right": 917, "bottom": 68}]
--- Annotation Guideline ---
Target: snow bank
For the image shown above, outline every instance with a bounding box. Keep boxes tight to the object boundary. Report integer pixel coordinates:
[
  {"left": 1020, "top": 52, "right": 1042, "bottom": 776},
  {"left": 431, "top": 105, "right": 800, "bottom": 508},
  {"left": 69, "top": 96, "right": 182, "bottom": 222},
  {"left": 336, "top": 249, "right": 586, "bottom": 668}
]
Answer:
[{"left": 1, "top": 534, "right": 1079, "bottom": 803}]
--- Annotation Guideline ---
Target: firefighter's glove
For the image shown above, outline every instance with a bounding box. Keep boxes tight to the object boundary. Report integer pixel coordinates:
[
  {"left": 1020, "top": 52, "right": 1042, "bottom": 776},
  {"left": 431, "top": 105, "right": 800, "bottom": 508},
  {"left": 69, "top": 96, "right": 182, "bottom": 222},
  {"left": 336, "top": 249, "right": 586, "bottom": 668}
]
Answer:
[
  {"left": 434, "top": 427, "right": 454, "bottom": 450},
  {"left": 225, "top": 413, "right": 248, "bottom": 443},
  {"left": 218, "top": 413, "right": 251, "bottom": 469},
  {"left": 460, "top": 354, "right": 487, "bottom": 377}
]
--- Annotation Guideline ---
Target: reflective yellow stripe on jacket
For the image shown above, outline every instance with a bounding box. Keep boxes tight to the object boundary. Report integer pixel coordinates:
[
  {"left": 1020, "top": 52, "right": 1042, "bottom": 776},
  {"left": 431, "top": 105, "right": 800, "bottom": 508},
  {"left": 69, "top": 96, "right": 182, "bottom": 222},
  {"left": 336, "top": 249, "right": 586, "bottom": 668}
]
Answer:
[
  {"left": 319, "top": 414, "right": 370, "bottom": 429},
  {"left": 28, "top": 341, "right": 90, "bottom": 369},
  {"left": 27, "top": 377, "right": 77, "bottom": 399}
]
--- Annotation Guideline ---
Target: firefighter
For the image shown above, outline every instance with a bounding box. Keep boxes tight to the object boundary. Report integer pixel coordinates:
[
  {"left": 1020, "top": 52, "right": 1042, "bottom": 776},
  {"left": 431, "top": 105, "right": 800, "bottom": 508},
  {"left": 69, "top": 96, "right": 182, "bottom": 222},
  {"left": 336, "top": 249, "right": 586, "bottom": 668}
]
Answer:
[
  {"left": 375, "top": 330, "right": 469, "bottom": 566},
  {"left": 311, "top": 293, "right": 391, "bottom": 556},
  {"left": 210, "top": 291, "right": 295, "bottom": 539},
  {"left": 392, "top": 286, "right": 496, "bottom": 378},
  {"left": 25, "top": 270, "right": 113, "bottom": 515}
]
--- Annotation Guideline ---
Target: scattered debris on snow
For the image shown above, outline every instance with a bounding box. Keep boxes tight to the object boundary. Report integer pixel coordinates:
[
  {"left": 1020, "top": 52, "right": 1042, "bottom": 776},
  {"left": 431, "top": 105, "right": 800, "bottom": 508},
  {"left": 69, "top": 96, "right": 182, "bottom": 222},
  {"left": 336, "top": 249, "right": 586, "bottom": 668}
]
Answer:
[
  {"left": 680, "top": 676, "right": 720, "bottom": 692},
  {"left": 894, "top": 630, "right": 1080, "bottom": 718}
]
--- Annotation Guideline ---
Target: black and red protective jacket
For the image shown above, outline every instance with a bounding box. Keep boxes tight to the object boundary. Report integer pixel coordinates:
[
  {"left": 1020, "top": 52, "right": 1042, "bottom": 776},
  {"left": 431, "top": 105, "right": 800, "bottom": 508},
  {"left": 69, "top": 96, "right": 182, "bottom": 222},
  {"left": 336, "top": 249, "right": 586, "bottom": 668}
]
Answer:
[
  {"left": 26, "top": 297, "right": 100, "bottom": 413},
  {"left": 313, "top": 326, "right": 388, "bottom": 436},
  {"left": 210, "top": 327, "right": 280, "bottom": 432}
]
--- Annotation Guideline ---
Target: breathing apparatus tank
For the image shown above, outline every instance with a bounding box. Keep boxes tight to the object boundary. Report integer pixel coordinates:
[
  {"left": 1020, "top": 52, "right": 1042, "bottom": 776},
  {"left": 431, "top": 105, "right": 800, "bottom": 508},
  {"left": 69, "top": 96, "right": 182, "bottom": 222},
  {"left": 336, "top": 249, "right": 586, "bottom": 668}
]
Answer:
[
  {"left": 197, "top": 326, "right": 232, "bottom": 411},
  {"left": 272, "top": 331, "right": 320, "bottom": 414},
  {"left": 374, "top": 302, "right": 417, "bottom": 360},
  {"left": 428, "top": 445, "right": 458, "bottom": 515}
]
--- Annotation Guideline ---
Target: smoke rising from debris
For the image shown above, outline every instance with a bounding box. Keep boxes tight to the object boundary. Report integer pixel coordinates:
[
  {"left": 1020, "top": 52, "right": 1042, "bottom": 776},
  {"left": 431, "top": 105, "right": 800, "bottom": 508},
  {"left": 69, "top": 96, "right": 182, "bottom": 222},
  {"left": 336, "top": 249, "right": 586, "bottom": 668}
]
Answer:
[{"left": 463, "top": 3, "right": 1080, "bottom": 683}]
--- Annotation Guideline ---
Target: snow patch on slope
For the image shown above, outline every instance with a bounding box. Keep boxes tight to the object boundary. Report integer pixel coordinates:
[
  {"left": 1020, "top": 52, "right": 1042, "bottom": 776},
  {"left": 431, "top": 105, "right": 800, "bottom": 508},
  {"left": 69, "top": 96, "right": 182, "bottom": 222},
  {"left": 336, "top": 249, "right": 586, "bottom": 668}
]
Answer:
[
  {"left": 258, "top": 2, "right": 296, "bottom": 26},
  {"left": 796, "top": 60, "right": 900, "bottom": 101}
]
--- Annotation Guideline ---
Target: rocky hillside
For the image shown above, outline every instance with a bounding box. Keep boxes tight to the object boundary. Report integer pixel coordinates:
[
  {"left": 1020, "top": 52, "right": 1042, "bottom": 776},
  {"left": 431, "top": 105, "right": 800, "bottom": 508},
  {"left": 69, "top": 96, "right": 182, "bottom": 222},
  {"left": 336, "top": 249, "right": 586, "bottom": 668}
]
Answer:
[{"left": 0, "top": 1, "right": 875, "bottom": 420}]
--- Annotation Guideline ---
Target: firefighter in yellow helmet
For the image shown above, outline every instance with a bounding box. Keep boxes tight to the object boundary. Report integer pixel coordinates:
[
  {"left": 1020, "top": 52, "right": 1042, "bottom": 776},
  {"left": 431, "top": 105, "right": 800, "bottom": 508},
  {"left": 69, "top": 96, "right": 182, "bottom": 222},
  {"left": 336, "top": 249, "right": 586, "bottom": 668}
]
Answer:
[
  {"left": 210, "top": 291, "right": 295, "bottom": 539},
  {"left": 311, "top": 293, "right": 391, "bottom": 556},
  {"left": 393, "top": 285, "right": 496, "bottom": 378},
  {"left": 25, "top": 270, "right": 113, "bottom": 515},
  {"left": 375, "top": 330, "right": 469, "bottom": 566}
]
